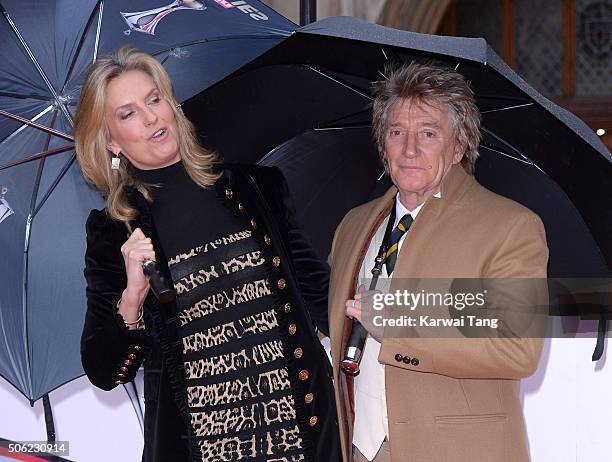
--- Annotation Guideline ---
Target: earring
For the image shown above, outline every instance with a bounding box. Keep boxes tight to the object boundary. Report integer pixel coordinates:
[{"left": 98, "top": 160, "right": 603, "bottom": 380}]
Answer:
[{"left": 111, "top": 152, "right": 120, "bottom": 170}]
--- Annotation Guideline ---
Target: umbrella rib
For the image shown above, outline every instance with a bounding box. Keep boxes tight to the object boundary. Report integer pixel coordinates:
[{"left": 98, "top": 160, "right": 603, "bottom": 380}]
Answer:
[
  {"left": 93, "top": 0, "right": 104, "bottom": 63},
  {"left": 62, "top": 0, "right": 103, "bottom": 93},
  {"left": 481, "top": 102, "right": 535, "bottom": 114},
  {"left": 0, "top": 110, "right": 73, "bottom": 142},
  {"left": 306, "top": 66, "right": 372, "bottom": 100},
  {"left": 480, "top": 144, "right": 535, "bottom": 165},
  {"left": 480, "top": 127, "right": 546, "bottom": 174},
  {"left": 315, "top": 124, "right": 372, "bottom": 131},
  {"left": 32, "top": 152, "right": 76, "bottom": 218},
  {"left": 0, "top": 7, "right": 73, "bottom": 126},
  {"left": 477, "top": 94, "right": 532, "bottom": 103},
  {"left": 0, "top": 105, "right": 53, "bottom": 146},
  {"left": 0, "top": 144, "right": 74, "bottom": 171},
  {"left": 0, "top": 91, "right": 49, "bottom": 101}
]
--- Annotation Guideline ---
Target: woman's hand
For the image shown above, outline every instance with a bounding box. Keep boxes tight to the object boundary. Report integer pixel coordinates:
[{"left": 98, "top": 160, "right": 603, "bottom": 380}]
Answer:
[{"left": 118, "top": 228, "right": 154, "bottom": 325}]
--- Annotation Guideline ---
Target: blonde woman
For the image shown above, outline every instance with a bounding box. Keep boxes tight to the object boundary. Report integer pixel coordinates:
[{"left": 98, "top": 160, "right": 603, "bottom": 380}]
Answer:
[{"left": 75, "top": 45, "right": 339, "bottom": 462}]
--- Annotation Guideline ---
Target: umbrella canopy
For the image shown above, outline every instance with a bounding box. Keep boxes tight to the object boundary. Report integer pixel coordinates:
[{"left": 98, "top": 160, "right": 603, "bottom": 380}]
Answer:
[
  {"left": 0, "top": 0, "right": 294, "bottom": 402},
  {"left": 185, "top": 16, "right": 612, "bottom": 282}
]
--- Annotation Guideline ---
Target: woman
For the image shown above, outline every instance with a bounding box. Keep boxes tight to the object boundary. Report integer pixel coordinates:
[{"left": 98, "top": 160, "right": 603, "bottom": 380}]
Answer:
[{"left": 75, "top": 45, "right": 339, "bottom": 462}]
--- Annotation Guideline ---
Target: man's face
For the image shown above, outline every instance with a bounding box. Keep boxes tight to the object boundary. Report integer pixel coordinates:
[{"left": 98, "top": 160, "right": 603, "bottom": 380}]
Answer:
[{"left": 384, "top": 98, "right": 464, "bottom": 207}]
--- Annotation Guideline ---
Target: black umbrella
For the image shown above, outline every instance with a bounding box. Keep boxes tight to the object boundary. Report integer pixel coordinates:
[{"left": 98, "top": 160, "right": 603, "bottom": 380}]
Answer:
[
  {"left": 0, "top": 0, "right": 294, "bottom": 406},
  {"left": 184, "top": 16, "right": 612, "bottom": 354}
]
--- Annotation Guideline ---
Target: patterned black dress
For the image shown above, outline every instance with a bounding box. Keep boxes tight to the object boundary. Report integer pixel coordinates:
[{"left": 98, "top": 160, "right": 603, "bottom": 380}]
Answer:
[{"left": 135, "top": 162, "right": 306, "bottom": 461}]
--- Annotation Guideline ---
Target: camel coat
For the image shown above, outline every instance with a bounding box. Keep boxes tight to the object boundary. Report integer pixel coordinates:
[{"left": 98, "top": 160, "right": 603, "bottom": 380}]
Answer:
[{"left": 328, "top": 165, "right": 548, "bottom": 462}]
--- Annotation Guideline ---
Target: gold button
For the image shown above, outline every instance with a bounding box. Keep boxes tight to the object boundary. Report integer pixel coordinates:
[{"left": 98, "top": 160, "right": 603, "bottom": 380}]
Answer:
[
  {"left": 299, "top": 369, "right": 309, "bottom": 381},
  {"left": 250, "top": 219, "right": 257, "bottom": 229},
  {"left": 115, "top": 380, "right": 124, "bottom": 385},
  {"left": 128, "top": 353, "right": 136, "bottom": 360},
  {"left": 117, "top": 373, "right": 125, "bottom": 378},
  {"left": 225, "top": 188, "right": 233, "bottom": 199},
  {"left": 294, "top": 348, "right": 303, "bottom": 359},
  {"left": 123, "top": 359, "right": 133, "bottom": 366},
  {"left": 133, "top": 345, "right": 142, "bottom": 351},
  {"left": 277, "top": 278, "right": 286, "bottom": 289},
  {"left": 309, "top": 415, "right": 318, "bottom": 426},
  {"left": 238, "top": 202, "right": 245, "bottom": 213},
  {"left": 264, "top": 234, "right": 271, "bottom": 245},
  {"left": 120, "top": 366, "right": 128, "bottom": 372},
  {"left": 305, "top": 393, "right": 314, "bottom": 404},
  {"left": 288, "top": 324, "right": 297, "bottom": 335},
  {"left": 272, "top": 256, "right": 281, "bottom": 267},
  {"left": 284, "top": 302, "right": 292, "bottom": 313}
]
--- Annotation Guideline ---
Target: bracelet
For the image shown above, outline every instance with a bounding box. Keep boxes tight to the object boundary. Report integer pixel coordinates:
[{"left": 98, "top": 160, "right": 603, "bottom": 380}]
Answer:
[{"left": 117, "top": 298, "right": 144, "bottom": 326}]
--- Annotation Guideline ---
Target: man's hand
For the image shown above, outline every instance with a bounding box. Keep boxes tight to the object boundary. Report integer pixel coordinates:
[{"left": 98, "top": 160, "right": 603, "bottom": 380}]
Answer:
[{"left": 345, "top": 284, "right": 384, "bottom": 342}]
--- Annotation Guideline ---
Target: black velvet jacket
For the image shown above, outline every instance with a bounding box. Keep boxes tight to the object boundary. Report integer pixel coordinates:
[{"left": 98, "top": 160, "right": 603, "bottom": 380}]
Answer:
[{"left": 81, "top": 164, "right": 340, "bottom": 462}]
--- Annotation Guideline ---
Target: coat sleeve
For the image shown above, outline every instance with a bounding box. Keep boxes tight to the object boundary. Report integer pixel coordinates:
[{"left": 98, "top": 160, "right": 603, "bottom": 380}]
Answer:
[
  {"left": 258, "top": 166, "right": 332, "bottom": 336},
  {"left": 378, "top": 211, "right": 548, "bottom": 380},
  {"left": 80, "top": 209, "right": 151, "bottom": 391}
]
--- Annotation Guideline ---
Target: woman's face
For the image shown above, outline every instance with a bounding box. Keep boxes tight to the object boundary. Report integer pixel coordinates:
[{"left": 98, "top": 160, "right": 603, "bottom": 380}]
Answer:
[{"left": 105, "top": 69, "right": 180, "bottom": 170}]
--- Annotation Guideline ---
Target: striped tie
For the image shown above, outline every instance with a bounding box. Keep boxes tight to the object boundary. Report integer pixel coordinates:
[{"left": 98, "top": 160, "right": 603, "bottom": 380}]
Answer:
[{"left": 384, "top": 213, "right": 413, "bottom": 275}]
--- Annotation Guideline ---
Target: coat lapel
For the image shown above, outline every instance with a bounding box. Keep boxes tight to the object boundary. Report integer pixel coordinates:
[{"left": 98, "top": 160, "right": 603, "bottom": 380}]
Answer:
[{"left": 329, "top": 186, "right": 397, "bottom": 368}]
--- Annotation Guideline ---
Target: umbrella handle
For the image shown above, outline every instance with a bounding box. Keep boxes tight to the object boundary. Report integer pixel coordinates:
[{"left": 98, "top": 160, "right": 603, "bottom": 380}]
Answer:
[
  {"left": 142, "top": 260, "right": 176, "bottom": 303},
  {"left": 124, "top": 223, "right": 176, "bottom": 303}
]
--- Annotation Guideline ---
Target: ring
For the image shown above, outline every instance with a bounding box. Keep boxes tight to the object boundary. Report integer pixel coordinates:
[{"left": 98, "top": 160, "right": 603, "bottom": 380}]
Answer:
[{"left": 352, "top": 300, "right": 356, "bottom": 308}]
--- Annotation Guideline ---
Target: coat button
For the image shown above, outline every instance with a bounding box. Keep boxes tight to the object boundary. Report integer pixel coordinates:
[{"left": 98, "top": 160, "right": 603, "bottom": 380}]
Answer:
[
  {"left": 225, "top": 188, "right": 233, "bottom": 199},
  {"left": 128, "top": 353, "right": 137, "bottom": 360},
  {"left": 238, "top": 202, "right": 245, "bottom": 213},
  {"left": 402, "top": 356, "right": 411, "bottom": 364},
  {"left": 305, "top": 393, "right": 314, "bottom": 404},
  {"left": 117, "top": 373, "right": 125, "bottom": 378},
  {"left": 250, "top": 219, "right": 257, "bottom": 229},
  {"left": 115, "top": 380, "right": 124, "bottom": 385},
  {"left": 272, "top": 256, "right": 281, "bottom": 267},
  {"left": 411, "top": 357, "right": 420, "bottom": 366},
  {"left": 284, "top": 302, "right": 292, "bottom": 313},
  {"left": 120, "top": 366, "right": 128, "bottom": 372},
  {"left": 394, "top": 354, "right": 403, "bottom": 362},
  {"left": 123, "top": 359, "right": 133, "bottom": 366},
  {"left": 264, "top": 234, "right": 271, "bottom": 245},
  {"left": 277, "top": 278, "right": 286, "bottom": 289},
  {"left": 299, "top": 370, "right": 309, "bottom": 381},
  {"left": 309, "top": 416, "right": 318, "bottom": 426},
  {"left": 132, "top": 345, "right": 142, "bottom": 351},
  {"left": 294, "top": 348, "right": 303, "bottom": 359},
  {"left": 288, "top": 324, "right": 297, "bottom": 335}
]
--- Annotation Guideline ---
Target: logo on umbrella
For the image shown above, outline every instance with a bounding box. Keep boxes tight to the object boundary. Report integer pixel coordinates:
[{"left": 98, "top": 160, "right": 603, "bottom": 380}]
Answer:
[
  {"left": 0, "top": 187, "right": 14, "bottom": 224},
  {"left": 121, "top": 0, "right": 207, "bottom": 36}
]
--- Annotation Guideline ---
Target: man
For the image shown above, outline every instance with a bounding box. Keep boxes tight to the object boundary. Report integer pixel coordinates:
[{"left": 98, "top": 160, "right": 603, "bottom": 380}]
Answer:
[{"left": 327, "top": 62, "right": 548, "bottom": 462}]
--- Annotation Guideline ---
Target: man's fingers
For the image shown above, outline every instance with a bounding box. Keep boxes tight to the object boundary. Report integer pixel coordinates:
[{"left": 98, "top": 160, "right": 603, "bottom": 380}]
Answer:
[{"left": 345, "top": 299, "right": 361, "bottom": 322}]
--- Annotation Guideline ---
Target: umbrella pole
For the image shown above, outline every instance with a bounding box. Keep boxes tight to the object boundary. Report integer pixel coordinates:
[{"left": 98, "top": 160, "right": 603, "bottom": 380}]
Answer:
[
  {"left": 42, "top": 394, "right": 56, "bottom": 443},
  {"left": 123, "top": 382, "right": 144, "bottom": 434},
  {"left": 299, "top": 0, "right": 316, "bottom": 25}
]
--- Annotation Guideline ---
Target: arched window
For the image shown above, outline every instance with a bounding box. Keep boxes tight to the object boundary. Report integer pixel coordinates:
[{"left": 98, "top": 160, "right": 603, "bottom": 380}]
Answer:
[{"left": 438, "top": 0, "right": 611, "bottom": 148}]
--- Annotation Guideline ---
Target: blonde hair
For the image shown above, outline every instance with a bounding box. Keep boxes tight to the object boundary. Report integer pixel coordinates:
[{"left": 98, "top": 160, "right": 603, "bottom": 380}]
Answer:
[
  {"left": 372, "top": 62, "right": 481, "bottom": 175},
  {"left": 74, "top": 45, "right": 220, "bottom": 222}
]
